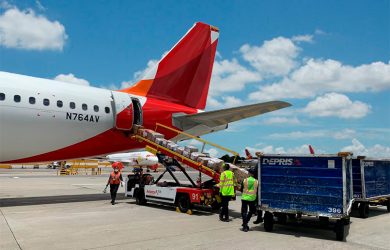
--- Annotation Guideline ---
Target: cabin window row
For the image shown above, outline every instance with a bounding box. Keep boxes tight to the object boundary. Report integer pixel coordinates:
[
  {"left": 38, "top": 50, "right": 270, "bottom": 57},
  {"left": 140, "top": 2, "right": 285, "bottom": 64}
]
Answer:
[{"left": 0, "top": 93, "right": 110, "bottom": 114}]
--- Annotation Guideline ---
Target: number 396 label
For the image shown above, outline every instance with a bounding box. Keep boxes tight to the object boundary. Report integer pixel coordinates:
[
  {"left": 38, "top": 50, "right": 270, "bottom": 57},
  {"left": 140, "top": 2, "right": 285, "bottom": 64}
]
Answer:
[{"left": 328, "top": 207, "right": 342, "bottom": 213}]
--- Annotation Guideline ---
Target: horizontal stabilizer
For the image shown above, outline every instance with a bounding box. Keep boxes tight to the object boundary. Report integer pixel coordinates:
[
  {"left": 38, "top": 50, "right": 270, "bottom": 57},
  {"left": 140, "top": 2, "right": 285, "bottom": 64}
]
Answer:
[{"left": 173, "top": 101, "right": 292, "bottom": 131}]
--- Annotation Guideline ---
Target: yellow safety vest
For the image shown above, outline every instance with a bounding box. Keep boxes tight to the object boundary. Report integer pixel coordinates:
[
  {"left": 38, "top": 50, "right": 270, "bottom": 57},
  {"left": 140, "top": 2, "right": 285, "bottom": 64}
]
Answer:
[
  {"left": 219, "top": 170, "right": 235, "bottom": 196},
  {"left": 242, "top": 176, "right": 258, "bottom": 201}
]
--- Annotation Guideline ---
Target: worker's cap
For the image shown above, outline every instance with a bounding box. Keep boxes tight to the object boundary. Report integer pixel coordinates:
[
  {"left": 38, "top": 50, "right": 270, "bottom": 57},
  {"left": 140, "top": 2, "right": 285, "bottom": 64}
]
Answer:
[{"left": 112, "top": 161, "right": 124, "bottom": 170}]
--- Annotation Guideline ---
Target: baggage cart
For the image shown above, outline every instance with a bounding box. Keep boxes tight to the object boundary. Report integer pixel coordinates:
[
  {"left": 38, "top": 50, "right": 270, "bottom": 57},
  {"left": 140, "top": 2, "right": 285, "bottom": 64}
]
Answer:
[
  {"left": 258, "top": 153, "right": 353, "bottom": 241},
  {"left": 352, "top": 157, "right": 390, "bottom": 218}
]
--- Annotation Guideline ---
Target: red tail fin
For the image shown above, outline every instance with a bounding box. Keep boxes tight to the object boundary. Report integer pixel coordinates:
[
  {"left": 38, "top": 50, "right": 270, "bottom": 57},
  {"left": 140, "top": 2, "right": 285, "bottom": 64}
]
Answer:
[
  {"left": 309, "top": 145, "right": 315, "bottom": 155},
  {"left": 245, "top": 149, "right": 253, "bottom": 159},
  {"left": 121, "top": 22, "right": 219, "bottom": 110}
]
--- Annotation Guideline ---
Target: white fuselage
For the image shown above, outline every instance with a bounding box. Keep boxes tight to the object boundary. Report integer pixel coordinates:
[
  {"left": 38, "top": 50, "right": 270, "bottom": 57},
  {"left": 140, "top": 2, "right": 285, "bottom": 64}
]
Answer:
[
  {"left": 106, "top": 151, "right": 158, "bottom": 166},
  {"left": 0, "top": 71, "right": 145, "bottom": 163}
]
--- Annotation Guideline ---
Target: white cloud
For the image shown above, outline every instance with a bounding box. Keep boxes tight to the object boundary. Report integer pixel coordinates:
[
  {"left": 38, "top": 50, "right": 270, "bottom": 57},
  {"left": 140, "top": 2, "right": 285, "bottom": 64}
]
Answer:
[
  {"left": 315, "top": 29, "right": 327, "bottom": 35},
  {"left": 262, "top": 116, "right": 301, "bottom": 125},
  {"left": 240, "top": 37, "right": 301, "bottom": 76},
  {"left": 341, "top": 139, "right": 390, "bottom": 158},
  {"left": 205, "top": 148, "right": 219, "bottom": 158},
  {"left": 268, "top": 128, "right": 357, "bottom": 140},
  {"left": 120, "top": 59, "right": 159, "bottom": 89},
  {"left": 35, "top": 1, "right": 46, "bottom": 11},
  {"left": 0, "top": 7, "right": 67, "bottom": 50},
  {"left": 249, "top": 59, "right": 390, "bottom": 101},
  {"left": 303, "top": 93, "right": 371, "bottom": 119},
  {"left": 292, "top": 35, "right": 313, "bottom": 43},
  {"left": 54, "top": 73, "right": 90, "bottom": 86},
  {"left": 210, "top": 58, "right": 261, "bottom": 96},
  {"left": 207, "top": 95, "right": 244, "bottom": 109},
  {"left": 333, "top": 129, "right": 357, "bottom": 139}
]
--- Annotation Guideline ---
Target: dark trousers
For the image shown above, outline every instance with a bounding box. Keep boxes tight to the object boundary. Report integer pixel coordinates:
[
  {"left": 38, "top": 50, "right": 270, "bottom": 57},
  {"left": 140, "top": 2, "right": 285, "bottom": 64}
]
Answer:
[
  {"left": 241, "top": 199, "right": 256, "bottom": 226},
  {"left": 110, "top": 184, "right": 120, "bottom": 203},
  {"left": 220, "top": 195, "right": 232, "bottom": 220}
]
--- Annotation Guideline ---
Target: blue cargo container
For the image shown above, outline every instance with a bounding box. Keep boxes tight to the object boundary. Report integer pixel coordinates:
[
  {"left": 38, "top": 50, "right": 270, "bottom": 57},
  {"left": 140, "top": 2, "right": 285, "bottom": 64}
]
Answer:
[
  {"left": 258, "top": 153, "right": 353, "bottom": 241},
  {"left": 352, "top": 158, "right": 390, "bottom": 218}
]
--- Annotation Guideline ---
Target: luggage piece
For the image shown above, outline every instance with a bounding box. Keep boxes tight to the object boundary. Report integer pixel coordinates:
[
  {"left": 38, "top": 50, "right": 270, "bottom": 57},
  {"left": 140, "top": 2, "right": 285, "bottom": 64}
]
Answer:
[
  {"left": 167, "top": 143, "right": 179, "bottom": 151},
  {"left": 207, "top": 158, "right": 224, "bottom": 172},
  {"left": 183, "top": 151, "right": 191, "bottom": 158},
  {"left": 148, "top": 131, "right": 164, "bottom": 141},
  {"left": 190, "top": 152, "right": 206, "bottom": 161},
  {"left": 198, "top": 157, "right": 211, "bottom": 166},
  {"left": 184, "top": 146, "right": 198, "bottom": 153},
  {"left": 230, "top": 165, "right": 249, "bottom": 185},
  {"left": 133, "top": 124, "right": 142, "bottom": 134},
  {"left": 175, "top": 146, "right": 185, "bottom": 155},
  {"left": 155, "top": 138, "right": 166, "bottom": 146}
]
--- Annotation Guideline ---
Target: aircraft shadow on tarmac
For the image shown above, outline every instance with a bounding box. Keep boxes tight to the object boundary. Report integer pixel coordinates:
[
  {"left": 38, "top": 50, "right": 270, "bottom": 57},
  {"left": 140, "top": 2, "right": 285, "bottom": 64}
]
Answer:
[{"left": 0, "top": 193, "right": 125, "bottom": 207}]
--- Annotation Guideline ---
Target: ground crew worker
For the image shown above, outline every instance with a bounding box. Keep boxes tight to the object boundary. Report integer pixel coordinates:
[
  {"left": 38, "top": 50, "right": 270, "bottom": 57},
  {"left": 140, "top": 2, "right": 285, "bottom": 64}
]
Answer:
[
  {"left": 218, "top": 163, "right": 236, "bottom": 222},
  {"left": 252, "top": 164, "right": 263, "bottom": 224},
  {"left": 241, "top": 167, "right": 258, "bottom": 232},
  {"left": 105, "top": 163, "right": 123, "bottom": 205}
]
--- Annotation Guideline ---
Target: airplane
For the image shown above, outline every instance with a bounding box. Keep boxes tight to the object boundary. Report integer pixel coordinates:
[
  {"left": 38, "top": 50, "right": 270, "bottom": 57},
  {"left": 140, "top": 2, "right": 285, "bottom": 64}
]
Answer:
[
  {"left": 0, "top": 22, "right": 291, "bottom": 164},
  {"left": 105, "top": 151, "right": 159, "bottom": 170}
]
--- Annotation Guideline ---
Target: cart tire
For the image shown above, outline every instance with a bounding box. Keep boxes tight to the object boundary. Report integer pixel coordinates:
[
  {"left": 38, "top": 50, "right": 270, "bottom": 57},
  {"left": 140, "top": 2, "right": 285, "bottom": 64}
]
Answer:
[
  {"left": 319, "top": 216, "right": 329, "bottom": 226},
  {"left": 335, "top": 220, "right": 346, "bottom": 241},
  {"left": 177, "top": 195, "right": 191, "bottom": 213},
  {"left": 135, "top": 189, "right": 146, "bottom": 205},
  {"left": 358, "top": 203, "right": 369, "bottom": 218},
  {"left": 276, "top": 213, "right": 287, "bottom": 225},
  {"left": 264, "top": 212, "right": 274, "bottom": 232}
]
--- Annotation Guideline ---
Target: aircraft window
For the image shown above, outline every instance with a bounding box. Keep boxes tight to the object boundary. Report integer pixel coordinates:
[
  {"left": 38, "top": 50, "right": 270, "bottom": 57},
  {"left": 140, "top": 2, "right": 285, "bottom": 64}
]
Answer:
[
  {"left": 82, "top": 104, "right": 88, "bottom": 111},
  {"left": 57, "top": 100, "right": 63, "bottom": 108},
  {"left": 70, "top": 102, "right": 76, "bottom": 109},
  {"left": 93, "top": 105, "right": 99, "bottom": 112},
  {"left": 14, "top": 95, "right": 21, "bottom": 103},
  {"left": 43, "top": 98, "right": 50, "bottom": 106},
  {"left": 29, "top": 97, "right": 36, "bottom": 104},
  {"left": 105, "top": 107, "right": 110, "bottom": 114},
  {"left": 0, "top": 93, "right": 5, "bottom": 101}
]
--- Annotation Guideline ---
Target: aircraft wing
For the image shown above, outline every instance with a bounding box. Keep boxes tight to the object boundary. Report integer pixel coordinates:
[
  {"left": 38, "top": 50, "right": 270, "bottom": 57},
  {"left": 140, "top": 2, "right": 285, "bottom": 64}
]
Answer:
[{"left": 171, "top": 101, "right": 291, "bottom": 141}]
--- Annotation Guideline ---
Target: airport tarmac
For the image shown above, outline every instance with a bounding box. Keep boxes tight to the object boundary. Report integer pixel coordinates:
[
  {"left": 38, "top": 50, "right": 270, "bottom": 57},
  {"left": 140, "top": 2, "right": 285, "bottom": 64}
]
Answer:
[{"left": 1, "top": 169, "right": 389, "bottom": 250}]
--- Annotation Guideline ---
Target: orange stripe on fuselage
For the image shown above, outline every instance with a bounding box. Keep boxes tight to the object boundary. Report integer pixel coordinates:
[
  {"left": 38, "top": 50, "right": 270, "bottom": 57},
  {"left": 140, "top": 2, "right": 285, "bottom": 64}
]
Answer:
[{"left": 120, "top": 79, "right": 154, "bottom": 96}]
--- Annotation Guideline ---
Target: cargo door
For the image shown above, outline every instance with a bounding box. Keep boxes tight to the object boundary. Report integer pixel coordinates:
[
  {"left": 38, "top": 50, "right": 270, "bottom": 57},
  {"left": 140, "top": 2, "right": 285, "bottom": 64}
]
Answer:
[{"left": 111, "top": 91, "right": 133, "bottom": 130}]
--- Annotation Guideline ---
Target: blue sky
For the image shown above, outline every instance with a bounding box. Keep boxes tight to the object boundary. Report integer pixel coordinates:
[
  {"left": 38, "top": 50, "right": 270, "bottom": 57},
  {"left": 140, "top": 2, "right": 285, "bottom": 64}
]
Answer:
[{"left": 1, "top": 0, "right": 389, "bottom": 157}]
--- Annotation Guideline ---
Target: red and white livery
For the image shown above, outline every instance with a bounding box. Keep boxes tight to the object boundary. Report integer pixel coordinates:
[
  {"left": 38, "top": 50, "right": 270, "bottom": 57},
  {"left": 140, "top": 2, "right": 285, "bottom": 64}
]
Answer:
[{"left": 0, "top": 22, "right": 290, "bottom": 164}]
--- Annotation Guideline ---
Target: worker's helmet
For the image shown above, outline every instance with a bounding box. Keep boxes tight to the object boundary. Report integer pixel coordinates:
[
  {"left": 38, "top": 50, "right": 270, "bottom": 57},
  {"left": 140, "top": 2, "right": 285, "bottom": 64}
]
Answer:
[{"left": 112, "top": 161, "right": 124, "bottom": 170}]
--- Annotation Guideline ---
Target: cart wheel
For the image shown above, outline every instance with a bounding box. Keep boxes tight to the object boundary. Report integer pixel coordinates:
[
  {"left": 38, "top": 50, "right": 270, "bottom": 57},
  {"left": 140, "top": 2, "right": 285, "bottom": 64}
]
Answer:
[
  {"left": 135, "top": 189, "right": 146, "bottom": 205},
  {"left": 335, "top": 220, "right": 346, "bottom": 241},
  {"left": 352, "top": 202, "right": 359, "bottom": 210},
  {"left": 264, "top": 212, "right": 274, "bottom": 232},
  {"left": 276, "top": 213, "right": 287, "bottom": 225},
  {"left": 387, "top": 199, "right": 390, "bottom": 212},
  {"left": 358, "top": 203, "right": 369, "bottom": 218},
  {"left": 319, "top": 216, "right": 329, "bottom": 226},
  {"left": 177, "top": 195, "right": 191, "bottom": 213}
]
